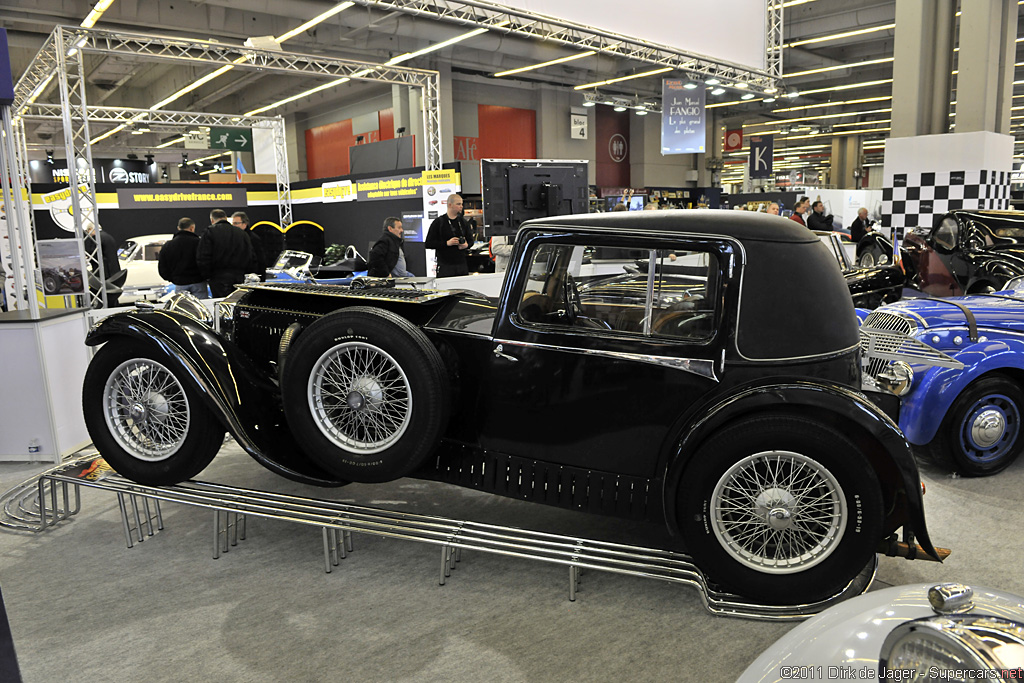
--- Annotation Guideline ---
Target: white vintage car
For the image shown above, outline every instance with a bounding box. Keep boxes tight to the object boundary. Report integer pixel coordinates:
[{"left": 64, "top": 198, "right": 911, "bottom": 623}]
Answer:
[
  {"left": 115, "top": 234, "right": 173, "bottom": 303},
  {"left": 739, "top": 582, "right": 1024, "bottom": 681}
]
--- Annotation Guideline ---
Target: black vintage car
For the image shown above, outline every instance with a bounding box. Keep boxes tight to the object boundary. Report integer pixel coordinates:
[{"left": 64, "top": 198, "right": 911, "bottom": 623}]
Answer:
[
  {"left": 858, "top": 210, "right": 1024, "bottom": 296},
  {"left": 81, "top": 211, "right": 941, "bottom": 604}
]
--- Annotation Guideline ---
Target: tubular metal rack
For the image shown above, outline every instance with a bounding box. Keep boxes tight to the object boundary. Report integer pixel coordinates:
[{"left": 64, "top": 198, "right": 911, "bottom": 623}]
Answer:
[{"left": 0, "top": 454, "right": 876, "bottom": 621}]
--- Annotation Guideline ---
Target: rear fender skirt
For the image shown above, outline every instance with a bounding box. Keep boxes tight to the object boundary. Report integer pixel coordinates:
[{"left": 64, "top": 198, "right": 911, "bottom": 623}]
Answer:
[
  {"left": 901, "top": 339, "right": 1024, "bottom": 445},
  {"left": 662, "top": 380, "right": 938, "bottom": 560},
  {"left": 86, "top": 310, "right": 345, "bottom": 486}
]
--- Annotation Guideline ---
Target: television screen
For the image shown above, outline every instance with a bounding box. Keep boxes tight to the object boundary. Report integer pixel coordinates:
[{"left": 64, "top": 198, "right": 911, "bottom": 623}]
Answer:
[{"left": 481, "top": 159, "right": 589, "bottom": 236}]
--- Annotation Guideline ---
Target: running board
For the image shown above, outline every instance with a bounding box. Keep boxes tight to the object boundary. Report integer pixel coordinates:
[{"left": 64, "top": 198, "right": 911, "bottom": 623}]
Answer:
[{"left": 1, "top": 454, "right": 876, "bottom": 622}]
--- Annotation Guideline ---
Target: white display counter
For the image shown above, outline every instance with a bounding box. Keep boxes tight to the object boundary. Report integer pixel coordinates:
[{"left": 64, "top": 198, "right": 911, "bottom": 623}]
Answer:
[{"left": 0, "top": 308, "right": 92, "bottom": 463}]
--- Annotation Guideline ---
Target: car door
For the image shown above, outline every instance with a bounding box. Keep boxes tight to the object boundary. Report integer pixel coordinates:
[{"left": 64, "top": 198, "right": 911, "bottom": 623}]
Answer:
[{"left": 475, "top": 229, "right": 733, "bottom": 479}]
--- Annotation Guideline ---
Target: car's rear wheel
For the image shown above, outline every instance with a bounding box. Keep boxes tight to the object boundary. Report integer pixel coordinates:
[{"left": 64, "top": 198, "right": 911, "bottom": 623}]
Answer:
[
  {"left": 83, "top": 340, "right": 225, "bottom": 485},
  {"left": 927, "top": 375, "right": 1024, "bottom": 476},
  {"left": 281, "top": 307, "right": 450, "bottom": 483},
  {"left": 677, "top": 414, "right": 883, "bottom": 604}
]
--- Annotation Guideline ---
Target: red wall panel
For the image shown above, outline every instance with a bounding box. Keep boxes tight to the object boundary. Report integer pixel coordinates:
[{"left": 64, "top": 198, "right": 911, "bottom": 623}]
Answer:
[
  {"left": 595, "top": 107, "right": 630, "bottom": 188},
  {"left": 378, "top": 108, "right": 394, "bottom": 141},
  {"left": 476, "top": 105, "right": 536, "bottom": 159},
  {"left": 306, "top": 119, "right": 354, "bottom": 179}
]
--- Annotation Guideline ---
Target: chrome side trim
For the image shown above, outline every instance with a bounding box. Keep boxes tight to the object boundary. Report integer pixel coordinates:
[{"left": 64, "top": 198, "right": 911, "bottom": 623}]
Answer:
[
  {"left": 859, "top": 328, "right": 964, "bottom": 369},
  {"left": 495, "top": 338, "right": 718, "bottom": 381}
]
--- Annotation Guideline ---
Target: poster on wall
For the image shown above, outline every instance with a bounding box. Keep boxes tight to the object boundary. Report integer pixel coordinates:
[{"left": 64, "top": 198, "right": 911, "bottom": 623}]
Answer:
[
  {"left": 661, "top": 79, "right": 705, "bottom": 154},
  {"left": 749, "top": 134, "right": 774, "bottom": 179}
]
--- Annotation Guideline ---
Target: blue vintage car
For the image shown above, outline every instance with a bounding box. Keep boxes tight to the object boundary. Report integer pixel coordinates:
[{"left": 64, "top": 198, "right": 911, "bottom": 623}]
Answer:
[{"left": 860, "top": 283, "right": 1024, "bottom": 475}]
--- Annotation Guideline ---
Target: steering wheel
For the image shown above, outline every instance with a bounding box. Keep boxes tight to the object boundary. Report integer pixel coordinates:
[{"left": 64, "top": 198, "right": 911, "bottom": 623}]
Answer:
[{"left": 563, "top": 273, "right": 583, "bottom": 323}]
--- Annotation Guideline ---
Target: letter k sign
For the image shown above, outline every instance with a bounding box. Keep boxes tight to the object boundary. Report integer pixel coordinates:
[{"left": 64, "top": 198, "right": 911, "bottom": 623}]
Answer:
[{"left": 753, "top": 146, "right": 768, "bottom": 171}]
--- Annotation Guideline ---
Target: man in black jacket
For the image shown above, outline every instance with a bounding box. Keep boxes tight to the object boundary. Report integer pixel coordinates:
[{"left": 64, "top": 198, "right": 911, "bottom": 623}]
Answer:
[
  {"left": 84, "top": 220, "right": 120, "bottom": 307},
  {"left": 424, "top": 194, "right": 472, "bottom": 277},
  {"left": 196, "top": 208, "right": 255, "bottom": 297},
  {"left": 367, "top": 217, "right": 413, "bottom": 278},
  {"left": 158, "top": 217, "right": 208, "bottom": 298},
  {"left": 807, "top": 201, "right": 835, "bottom": 231},
  {"left": 849, "top": 207, "right": 875, "bottom": 243},
  {"left": 232, "top": 211, "right": 268, "bottom": 280}
]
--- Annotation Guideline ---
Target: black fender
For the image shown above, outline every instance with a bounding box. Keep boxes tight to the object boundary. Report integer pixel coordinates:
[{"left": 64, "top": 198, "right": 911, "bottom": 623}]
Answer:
[
  {"left": 856, "top": 232, "right": 890, "bottom": 257},
  {"left": 85, "top": 310, "right": 346, "bottom": 487},
  {"left": 661, "top": 380, "right": 939, "bottom": 560}
]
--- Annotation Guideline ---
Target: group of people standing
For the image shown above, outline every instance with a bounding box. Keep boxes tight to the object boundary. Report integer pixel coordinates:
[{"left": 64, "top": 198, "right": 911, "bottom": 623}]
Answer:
[
  {"left": 158, "top": 208, "right": 267, "bottom": 299},
  {"left": 367, "top": 192, "right": 478, "bottom": 279}
]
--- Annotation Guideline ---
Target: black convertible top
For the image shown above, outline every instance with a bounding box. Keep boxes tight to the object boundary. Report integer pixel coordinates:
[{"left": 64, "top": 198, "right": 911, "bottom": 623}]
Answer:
[{"left": 527, "top": 209, "right": 819, "bottom": 245}]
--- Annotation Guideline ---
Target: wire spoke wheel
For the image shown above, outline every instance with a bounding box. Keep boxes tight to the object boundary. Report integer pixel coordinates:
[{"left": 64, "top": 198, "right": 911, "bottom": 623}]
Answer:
[
  {"left": 309, "top": 341, "right": 412, "bottom": 454},
  {"left": 711, "top": 450, "right": 847, "bottom": 574},
  {"left": 102, "top": 358, "right": 191, "bottom": 461}
]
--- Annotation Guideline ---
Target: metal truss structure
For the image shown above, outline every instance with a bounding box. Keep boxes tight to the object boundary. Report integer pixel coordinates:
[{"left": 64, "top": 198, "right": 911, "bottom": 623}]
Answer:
[
  {"left": 12, "top": 26, "right": 443, "bottom": 309},
  {"left": 353, "top": 0, "right": 784, "bottom": 92}
]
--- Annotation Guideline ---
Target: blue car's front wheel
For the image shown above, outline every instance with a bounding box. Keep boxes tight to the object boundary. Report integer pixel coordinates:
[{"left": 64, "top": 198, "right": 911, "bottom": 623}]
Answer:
[{"left": 935, "top": 375, "right": 1024, "bottom": 476}]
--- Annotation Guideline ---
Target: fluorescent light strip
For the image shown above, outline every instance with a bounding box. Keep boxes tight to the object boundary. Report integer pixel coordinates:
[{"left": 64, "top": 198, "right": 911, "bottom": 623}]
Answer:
[
  {"left": 244, "top": 73, "right": 369, "bottom": 116},
  {"left": 81, "top": 0, "right": 116, "bottom": 28},
  {"left": 192, "top": 152, "right": 230, "bottom": 164},
  {"left": 707, "top": 98, "right": 763, "bottom": 109},
  {"left": 784, "top": 57, "right": 893, "bottom": 79},
  {"left": 276, "top": 2, "right": 354, "bottom": 43},
  {"left": 575, "top": 66, "right": 673, "bottom": 90},
  {"left": 387, "top": 25, "right": 497, "bottom": 66},
  {"left": 783, "top": 126, "right": 890, "bottom": 141},
  {"left": 791, "top": 79, "right": 893, "bottom": 97},
  {"left": 784, "top": 23, "right": 895, "bottom": 49},
  {"left": 772, "top": 96, "right": 891, "bottom": 113},
  {"left": 200, "top": 165, "right": 232, "bottom": 176},
  {"left": 151, "top": 63, "right": 238, "bottom": 110},
  {"left": 157, "top": 136, "right": 187, "bottom": 149},
  {"left": 494, "top": 51, "right": 596, "bottom": 77},
  {"left": 25, "top": 74, "right": 55, "bottom": 105},
  {"left": 744, "top": 108, "right": 892, "bottom": 128}
]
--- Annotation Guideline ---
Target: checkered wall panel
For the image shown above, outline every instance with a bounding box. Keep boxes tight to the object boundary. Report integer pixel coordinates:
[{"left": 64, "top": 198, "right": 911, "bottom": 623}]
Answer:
[{"left": 881, "top": 169, "right": 1011, "bottom": 229}]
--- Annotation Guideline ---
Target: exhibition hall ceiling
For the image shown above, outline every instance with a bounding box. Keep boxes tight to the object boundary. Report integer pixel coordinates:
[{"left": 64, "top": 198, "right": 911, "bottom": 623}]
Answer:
[{"left": 2, "top": 0, "right": 1023, "bottom": 178}]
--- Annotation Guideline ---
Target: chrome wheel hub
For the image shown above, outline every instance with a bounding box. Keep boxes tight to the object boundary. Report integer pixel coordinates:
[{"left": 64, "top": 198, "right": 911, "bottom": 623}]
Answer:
[{"left": 971, "top": 409, "right": 1006, "bottom": 449}]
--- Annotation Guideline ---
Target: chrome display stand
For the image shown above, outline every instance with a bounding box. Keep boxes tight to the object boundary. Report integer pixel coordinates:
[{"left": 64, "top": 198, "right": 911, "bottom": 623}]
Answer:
[{"left": 0, "top": 454, "right": 876, "bottom": 621}]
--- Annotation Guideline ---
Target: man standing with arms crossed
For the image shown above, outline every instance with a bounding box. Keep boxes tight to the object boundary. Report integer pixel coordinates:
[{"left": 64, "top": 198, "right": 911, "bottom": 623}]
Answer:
[{"left": 424, "top": 194, "right": 472, "bottom": 277}]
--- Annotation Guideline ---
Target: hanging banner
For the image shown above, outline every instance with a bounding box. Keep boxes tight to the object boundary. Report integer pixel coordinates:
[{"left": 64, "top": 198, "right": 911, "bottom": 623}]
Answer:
[
  {"left": 749, "top": 134, "right": 774, "bottom": 179},
  {"left": 724, "top": 129, "right": 743, "bottom": 152},
  {"left": 661, "top": 79, "right": 705, "bottom": 155}
]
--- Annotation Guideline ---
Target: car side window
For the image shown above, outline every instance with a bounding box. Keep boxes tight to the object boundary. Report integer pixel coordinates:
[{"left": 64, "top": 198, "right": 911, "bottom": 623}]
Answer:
[
  {"left": 516, "top": 240, "right": 718, "bottom": 341},
  {"left": 933, "top": 217, "right": 958, "bottom": 250}
]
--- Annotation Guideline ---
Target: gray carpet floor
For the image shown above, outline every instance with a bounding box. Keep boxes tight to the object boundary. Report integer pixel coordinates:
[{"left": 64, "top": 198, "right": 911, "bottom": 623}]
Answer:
[{"left": 1, "top": 442, "right": 1022, "bottom": 683}]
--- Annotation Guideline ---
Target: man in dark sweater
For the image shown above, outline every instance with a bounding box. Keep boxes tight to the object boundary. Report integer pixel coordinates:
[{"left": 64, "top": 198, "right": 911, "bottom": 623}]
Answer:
[
  {"left": 232, "top": 211, "right": 268, "bottom": 281},
  {"left": 196, "top": 208, "right": 255, "bottom": 298},
  {"left": 424, "top": 194, "right": 472, "bottom": 277},
  {"left": 367, "top": 217, "right": 413, "bottom": 278},
  {"left": 158, "top": 217, "right": 208, "bottom": 298}
]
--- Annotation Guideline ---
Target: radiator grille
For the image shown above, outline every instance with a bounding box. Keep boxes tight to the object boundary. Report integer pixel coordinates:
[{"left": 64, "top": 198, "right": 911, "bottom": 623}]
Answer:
[{"left": 862, "top": 310, "right": 914, "bottom": 335}]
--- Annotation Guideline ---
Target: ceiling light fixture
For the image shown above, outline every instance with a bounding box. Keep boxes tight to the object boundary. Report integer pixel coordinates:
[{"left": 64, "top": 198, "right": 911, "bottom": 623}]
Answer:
[
  {"left": 784, "top": 23, "right": 895, "bottom": 49},
  {"left": 711, "top": 87, "right": 726, "bottom": 95},
  {"left": 574, "top": 66, "right": 674, "bottom": 90},
  {"left": 793, "top": 78, "right": 893, "bottom": 97},
  {"left": 683, "top": 82, "right": 698, "bottom": 90},
  {"left": 784, "top": 57, "right": 893, "bottom": 79},
  {"left": 387, "top": 23, "right": 506, "bottom": 66},
  {"left": 81, "top": 0, "right": 116, "bottom": 28},
  {"left": 494, "top": 50, "right": 596, "bottom": 77},
  {"left": 635, "top": 109, "right": 648, "bottom": 116},
  {"left": 741, "top": 93, "right": 755, "bottom": 100},
  {"left": 275, "top": 2, "right": 355, "bottom": 43},
  {"left": 157, "top": 136, "right": 187, "bottom": 149},
  {"left": 705, "top": 78, "right": 721, "bottom": 86}
]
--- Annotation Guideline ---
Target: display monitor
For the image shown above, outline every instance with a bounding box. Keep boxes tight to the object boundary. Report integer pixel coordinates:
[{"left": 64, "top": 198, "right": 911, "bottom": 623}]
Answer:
[{"left": 481, "top": 159, "right": 589, "bottom": 236}]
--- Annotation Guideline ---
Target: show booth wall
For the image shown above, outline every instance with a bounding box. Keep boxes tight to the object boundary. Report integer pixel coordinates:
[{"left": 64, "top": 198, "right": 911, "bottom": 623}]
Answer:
[{"left": 29, "top": 162, "right": 463, "bottom": 278}]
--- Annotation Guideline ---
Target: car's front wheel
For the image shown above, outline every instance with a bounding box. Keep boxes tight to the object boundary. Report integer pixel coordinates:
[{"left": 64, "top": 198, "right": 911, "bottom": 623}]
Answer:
[
  {"left": 678, "top": 414, "right": 883, "bottom": 604},
  {"left": 858, "top": 244, "right": 888, "bottom": 267},
  {"left": 281, "top": 307, "right": 450, "bottom": 483},
  {"left": 83, "top": 340, "right": 226, "bottom": 485},
  {"left": 927, "top": 375, "right": 1024, "bottom": 476}
]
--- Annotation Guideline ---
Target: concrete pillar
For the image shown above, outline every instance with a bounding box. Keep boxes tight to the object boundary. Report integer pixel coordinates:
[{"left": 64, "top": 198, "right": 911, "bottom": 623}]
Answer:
[
  {"left": 890, "top": 0, "right": 955, "bottom": 138},
  {"left": 830, "top": 136, "right": 861, "bottom": 189},
  {"left": 391, "top": 85, "right": 412, "bottom": 138},
  {"left": 435, "top": 60, "right": 456, "bottom": 164},
  {"left": 955, "top": 0, "right": 1017, "bottom": 134}
]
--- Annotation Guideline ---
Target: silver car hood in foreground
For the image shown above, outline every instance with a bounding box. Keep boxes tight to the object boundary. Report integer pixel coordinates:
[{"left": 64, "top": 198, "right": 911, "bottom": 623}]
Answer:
[{"left": 738, "top": 583, "right": 1024, "bottom": 682}]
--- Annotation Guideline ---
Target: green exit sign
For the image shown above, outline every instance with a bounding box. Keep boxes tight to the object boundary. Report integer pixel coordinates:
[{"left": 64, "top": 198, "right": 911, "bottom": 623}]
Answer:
[{"left": 209, "top": 127, "right": 252, "bottom": 151}]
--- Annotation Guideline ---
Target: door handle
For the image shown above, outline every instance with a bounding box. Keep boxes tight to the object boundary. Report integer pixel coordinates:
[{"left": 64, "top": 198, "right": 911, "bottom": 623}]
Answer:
[{"left": 493, "top": 344, "right": 518, "bottom": 362}]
